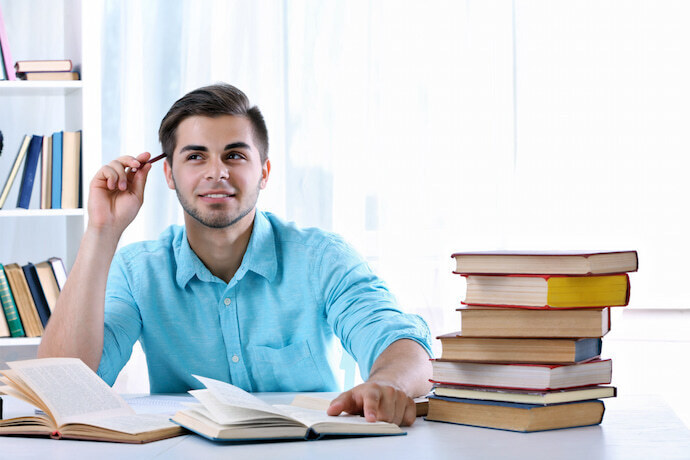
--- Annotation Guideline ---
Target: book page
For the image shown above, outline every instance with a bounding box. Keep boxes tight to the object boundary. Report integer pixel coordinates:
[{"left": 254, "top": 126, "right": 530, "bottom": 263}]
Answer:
[
  {"left": 190, "top": 389, "right": 298, "bottom": 426},
  {"left": 275, "top": 404, "right": 398, "bottom": 431},
  {"left": 73, "top": 413, "right": 179, "bottom": 435},
  {"left": 193, "top": 375, "right": 290, "bottom": 418},
  {"left": 7, "top": 358, "right": 133, "bottom": 426}
]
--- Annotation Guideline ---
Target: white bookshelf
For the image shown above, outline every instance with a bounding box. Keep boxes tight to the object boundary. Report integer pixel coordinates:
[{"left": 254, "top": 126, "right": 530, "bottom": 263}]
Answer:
[{"left": 0, "top": 0, "right": 103, "bottom": 356}]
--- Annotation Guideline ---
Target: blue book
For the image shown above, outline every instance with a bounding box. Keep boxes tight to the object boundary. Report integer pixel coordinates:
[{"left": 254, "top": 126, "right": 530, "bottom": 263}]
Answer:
[
  {"left": 51, "top": 131, "right": 63, "bottom": 208},
  {"left": 16, "top": 135, "right": 43, "bottom": 209},
  {"left": 21, "top": 263, "right": 51, "bottom": 328}
]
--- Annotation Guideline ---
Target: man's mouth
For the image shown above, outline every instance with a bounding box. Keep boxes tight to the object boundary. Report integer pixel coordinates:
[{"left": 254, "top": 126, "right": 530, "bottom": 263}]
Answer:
[{"left": 200, "top": 193, "right": 234, "bottom": 198}]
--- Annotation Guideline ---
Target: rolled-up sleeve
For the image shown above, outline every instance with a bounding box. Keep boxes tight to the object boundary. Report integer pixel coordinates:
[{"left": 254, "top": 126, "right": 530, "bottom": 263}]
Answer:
[
  {"left": 315, "top": 237, "right": 433, "bottom": 380},
  {"left": 96, "top": 252, "right": 143, "bottom": 386}
]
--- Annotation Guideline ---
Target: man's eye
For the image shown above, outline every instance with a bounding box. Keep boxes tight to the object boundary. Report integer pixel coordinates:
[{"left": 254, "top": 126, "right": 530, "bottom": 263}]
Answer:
[
  {"left": 227, "top": 152, "right": 244, "bottom": 160},
  {"left": 187, "top": 153, "right": 203, "bottom": 160}
]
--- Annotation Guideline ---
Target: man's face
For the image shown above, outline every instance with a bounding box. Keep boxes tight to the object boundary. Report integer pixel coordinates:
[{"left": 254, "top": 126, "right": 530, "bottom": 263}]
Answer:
[{"left": 163, "top": 115, "right": 270, "bottom": 229}]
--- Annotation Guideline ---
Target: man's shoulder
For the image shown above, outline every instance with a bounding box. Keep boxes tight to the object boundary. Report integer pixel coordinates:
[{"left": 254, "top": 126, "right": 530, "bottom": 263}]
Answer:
[
  {"left": 115, "top": 225, "right": 184, "bottom": 262},
  {"left": 262, "top": 211, "right": 347, "bottom": 250}
]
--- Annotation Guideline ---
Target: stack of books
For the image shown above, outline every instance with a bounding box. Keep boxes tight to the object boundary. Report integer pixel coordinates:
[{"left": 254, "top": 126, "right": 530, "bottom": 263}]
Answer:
[
  {"left": 14, "top": 60, "right": 79, "bottom": 81},
  {"left": 0, "top": 132, "right": 82, "bottom": 210},
  {"left": 0, "top": 257, "right": 67, "bottom": 338},
  {"left": 426, "top": 251, "right": 638, "bottom": 432}
]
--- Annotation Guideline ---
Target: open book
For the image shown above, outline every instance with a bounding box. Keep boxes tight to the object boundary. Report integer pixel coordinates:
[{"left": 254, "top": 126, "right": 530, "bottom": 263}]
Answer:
[
  {"left": 171, "top": 375, "right": 405, "bottom": 441},
  {"left": 0, "top": 358, "right": 183, "bottom": 443}
]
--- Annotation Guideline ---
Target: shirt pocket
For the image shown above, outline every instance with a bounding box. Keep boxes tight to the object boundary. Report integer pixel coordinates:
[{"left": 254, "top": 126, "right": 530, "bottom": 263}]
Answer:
[{"left": 248, "top": 340, "right": 327, "bottom": 392}]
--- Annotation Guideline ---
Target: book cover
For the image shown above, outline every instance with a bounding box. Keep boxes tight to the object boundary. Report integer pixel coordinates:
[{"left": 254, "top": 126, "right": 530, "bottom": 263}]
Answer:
[
  {"left": 47, "top": 257, "right": 67, "bottom": 290},
  {"left": 0, "top": 292, "right": 9, "bottom": 336},
  {"left": 3, "top": 264, "right": 43, "bottom": 337},
  {"left": 61, "top": 131, "right": 81, "bottom": 209},
  {"left": 21, "top": 263, "right": 51, "bottom": 328},
  {"left": 40, "top": 135, "right": 53, "bottom": 209},
  {"left": 14, "top": 59, "right": 72, "bottom": 72},
  {"left": 463, "top": 273, "right": 630, "bottom": 309},
  {"left": 16, "top": 135, "right": 43, "bottom": 209},
  {"left": 426, "top": 396, "right": 605, "bottom": 432},
  {"left": 432, "top": 384, "right": 617, "bottom": 405},
  {"left": 34, "top": 261, "right": 60, "bottom": 312},
  {"left": 0, "top": 263, "right": 26, "bottom": 337},
  {"left": 456, "top": 306, "right": 610, "bottom": 338},
  {"left": 51, "top": 131, "right": 63, "bottom": 208},
  {"left": 17, "top": 71, "right": 79, "bottom": 81},
  {"left": 0, "top": 136, "right": 31, "bottom": 209},
  {"left": 0, "top": 4, "right": 16, "bottom": 80},
  {"left": 451, "top": 250, "right": 638, "bottom": 275}
]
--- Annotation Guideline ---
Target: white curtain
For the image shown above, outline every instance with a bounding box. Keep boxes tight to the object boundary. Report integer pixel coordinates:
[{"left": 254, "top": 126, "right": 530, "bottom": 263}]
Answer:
[{"left": 102, "top": 0, "right": 690, "bottom": 355}]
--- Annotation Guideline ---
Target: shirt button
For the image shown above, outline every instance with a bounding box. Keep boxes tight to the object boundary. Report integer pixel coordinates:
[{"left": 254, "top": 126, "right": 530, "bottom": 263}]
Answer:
[
  {"left": 231, "top": 355, "right": 240, "bottom": 363},
  {"left": 224, "top": 298, "right": 231, "bottom": 306}
]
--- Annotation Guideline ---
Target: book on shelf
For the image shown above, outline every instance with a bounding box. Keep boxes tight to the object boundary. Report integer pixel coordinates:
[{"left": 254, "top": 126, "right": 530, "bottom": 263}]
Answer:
[
  {"left": 463, "top": 274, "right": 630, "bottom": 308},
  {"left": 0, "top": 358, "right": 184, "bottom": 443},
  {"left": 432, "top": 384, "right": 617, "bottom": 405},
  {"left": 170, "top": 374, "right": 404, "bottom": 442},
  {"left": 452, "top": 250, "right": 639, "bottom": 275},
  {"left": 431, "top": 359, "right": 612, "bottom": 390},
  {"left": 14, "top": 59, "right": 72, "bottom": 73},
  {"left": 40, "top": 135, "right": 52, "bottom": 209},
  {"left": 2, "top": 263, "right": 43, "bottom": 337},
  {"left": 16, "top": 135, "right": 43, "bottom": 209},
  {"left": 61, "top": 131, "right": 81, "bottom": 209},
  {"left": 437, "top": 332, "right": 601, "bottom": 364},
  {"left": 0, "top": 263, "right": 26, "bottom": 337},
  {"left": 0, "top": 135, "right": 31, "bottom": 209},
  {"left": 0, "top": 45, "right": 6, "bottom": 80},
  {"left": 0, "top": 293, "right": 9, "bottom": 337},
  {"left": 426, "top": 396, "right": 605, "bottom": 432},
  {"left": 47, "top": 256, "right": 67, "bottom": 289},
  {"left": 0, "top": 4, "right": 16, "bottom": 80},
  {"left": 51, "top": 131, "right": 63, "bottom": 208},
  {"left": 35, "top": 259, "right": 61, "bottom": 311},
  {"left": 457, "top": 306, "right": 610, "bottom": 338},
  {"left": 21, "top": 263, "right": 51, "bottom": 327},
  {"left": 17, "top": 71, "right": 79, "bottom": 81}
]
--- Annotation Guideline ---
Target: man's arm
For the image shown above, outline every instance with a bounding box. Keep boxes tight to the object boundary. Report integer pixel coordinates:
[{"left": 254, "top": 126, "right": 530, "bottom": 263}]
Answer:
[
  {"left": 37, "top": 153, "right": 152, "bottom": 371},
  {"left": 327, "top": 338, "right": 432, "bottom": 426}
]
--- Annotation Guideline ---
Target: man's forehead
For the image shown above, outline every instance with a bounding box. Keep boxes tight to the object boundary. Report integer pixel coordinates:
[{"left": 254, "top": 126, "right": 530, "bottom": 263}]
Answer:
[{"left": 174, "top": 115, "right": 257, "bottom": 151}]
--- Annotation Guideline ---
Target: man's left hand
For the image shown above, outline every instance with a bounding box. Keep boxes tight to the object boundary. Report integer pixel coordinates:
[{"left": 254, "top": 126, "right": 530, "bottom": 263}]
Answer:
[{"left": 326, "top": 381, "right": 416, "bottom": 426}]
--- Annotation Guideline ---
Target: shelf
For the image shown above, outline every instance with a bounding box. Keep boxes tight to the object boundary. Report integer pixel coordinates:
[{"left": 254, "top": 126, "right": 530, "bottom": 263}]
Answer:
[
  {"left": 0, "top": 337, "right": 41, "bottom": 346},
  {"left": 0, "top": 80, "right": 83, "bottom": 96},
  {"left": 0, "top": 209, "right": 85, "bottom": 217}
]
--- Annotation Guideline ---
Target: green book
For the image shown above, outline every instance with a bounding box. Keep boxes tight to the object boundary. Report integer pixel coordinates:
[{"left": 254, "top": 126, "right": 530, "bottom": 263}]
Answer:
[{"left": 0, "top": 263, "right": 26, "bottom": 337}]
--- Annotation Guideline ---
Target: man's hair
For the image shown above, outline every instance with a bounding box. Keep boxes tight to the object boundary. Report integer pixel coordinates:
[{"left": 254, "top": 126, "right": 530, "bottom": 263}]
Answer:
[{"left": 158, "top": 83, "right": 269, "bottom": 163}]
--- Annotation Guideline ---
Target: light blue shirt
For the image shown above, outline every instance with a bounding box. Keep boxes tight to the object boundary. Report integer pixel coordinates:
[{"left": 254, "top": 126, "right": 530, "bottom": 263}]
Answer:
[{"left": 97, "top": 211, "right": 432, "bottom": 393}]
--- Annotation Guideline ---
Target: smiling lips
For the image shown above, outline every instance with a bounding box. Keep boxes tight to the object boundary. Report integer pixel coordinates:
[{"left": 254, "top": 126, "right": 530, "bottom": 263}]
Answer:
[{"left": 199, "top": 191, "right": 236, "bottom": 200}]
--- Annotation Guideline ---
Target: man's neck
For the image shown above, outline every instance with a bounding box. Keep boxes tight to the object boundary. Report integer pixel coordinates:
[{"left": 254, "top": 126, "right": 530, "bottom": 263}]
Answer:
[{"left": 184, "top": 209, "right": 256, "bottom": 283}]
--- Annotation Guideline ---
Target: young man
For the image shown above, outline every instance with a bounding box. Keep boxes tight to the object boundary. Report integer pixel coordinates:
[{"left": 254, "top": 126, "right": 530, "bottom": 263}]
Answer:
[{"left": 39, "top": 84, "right": 432, "bottom": 426}]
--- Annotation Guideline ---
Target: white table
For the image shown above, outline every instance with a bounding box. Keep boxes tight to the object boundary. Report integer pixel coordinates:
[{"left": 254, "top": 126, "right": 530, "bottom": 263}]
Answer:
[{"left": 1, "top": 393, "right": 688, "bottom": 460}]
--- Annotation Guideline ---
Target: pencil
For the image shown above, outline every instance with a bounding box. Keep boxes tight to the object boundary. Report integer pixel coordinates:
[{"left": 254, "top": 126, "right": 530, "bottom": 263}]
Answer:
[{"left": 147, "top": 153, "right": 167, "bottom": 164}]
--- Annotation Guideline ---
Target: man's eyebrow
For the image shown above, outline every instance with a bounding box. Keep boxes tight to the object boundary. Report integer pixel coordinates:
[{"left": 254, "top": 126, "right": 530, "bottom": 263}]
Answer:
[
  {"left": 224, "top": 142, "right": 251, "bottom": 150},
  {"left": 178, "top": 143, "right": 250, "bottom": 154},
  {"left": 179, "top": 145, "right": 208, "bottom": 153}
]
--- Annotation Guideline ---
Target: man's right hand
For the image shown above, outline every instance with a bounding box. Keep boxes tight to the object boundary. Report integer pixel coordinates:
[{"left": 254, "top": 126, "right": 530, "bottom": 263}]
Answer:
[{"left": 88, "top": 152, "right": 153, "bottom": 234}]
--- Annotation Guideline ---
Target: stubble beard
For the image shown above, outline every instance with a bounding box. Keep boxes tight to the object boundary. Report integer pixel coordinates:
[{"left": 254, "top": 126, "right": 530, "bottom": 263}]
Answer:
[{"left": 173, "top": 176, "right": 262, "bottom": 229}]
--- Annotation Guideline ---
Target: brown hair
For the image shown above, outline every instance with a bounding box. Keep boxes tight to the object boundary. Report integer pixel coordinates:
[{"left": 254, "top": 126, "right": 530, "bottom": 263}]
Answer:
[{"left": 158, "top": 83, "right": 269, "bottom": 163}]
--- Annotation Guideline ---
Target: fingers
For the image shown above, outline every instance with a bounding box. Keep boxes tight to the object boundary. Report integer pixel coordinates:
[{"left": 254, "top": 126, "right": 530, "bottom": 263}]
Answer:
[
  {"left": 327, "top": 389, "right": 360, "bottom": 417},
  {"left": 93, "top": 154, "right": 151, "bottom": 191},
  {"left": 329, "top": 383, "right": 417, "bottom": 426}
]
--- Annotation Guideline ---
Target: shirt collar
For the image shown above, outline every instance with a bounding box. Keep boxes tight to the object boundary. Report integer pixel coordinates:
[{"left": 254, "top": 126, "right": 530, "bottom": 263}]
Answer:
[{"left": 174, "top": 210, "right": 277, "bottom": 287}]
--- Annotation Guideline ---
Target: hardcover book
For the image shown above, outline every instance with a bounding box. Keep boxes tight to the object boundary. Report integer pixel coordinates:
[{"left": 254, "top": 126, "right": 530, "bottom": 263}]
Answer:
[
  {"left": 40, "top": 135, "right": 53, "bottom": 209},
  {"left": 451, "top": 250, "right": 638, "bottom": 275},
  {"left": 432, "top": 384, "right": 617, "bottom": 405},
  {"left": 437, "top": 333, "right": 601, "bottom": 364},
  {"left": 431, "top": 359, "right": 612, "bottom": 391},
  {"left": 0, "top": 358, "right": 183, "bottom": 443},
  {"left": 16, "top": 135, "right": 43, "bottom": 209},
  {"left": 0, "top": 263, "right": 26, "bottom": 337},
  {"left": 61, "top": 131, "right": 81, "bottom": 209},
  {"left": 171, "top": 375, "right": 404, "bottom": 441},
  {"left": 2, "top": 263, "right": 42, "bottom": 337},
  {"left": 21, "top": 263, "right": 51, "bottom": 327},
  {"left": 456, "top": 306, "right": 610, "bottom": 338},
  {"left": 463, "top": 274, "right": 630, "bottom": 308},
  {"left": 51, "top": 131, "right": 63, "bottom": 208},
  {"left": 426, "top": 396, "right": 605, "bottom": 432},
  {"left": 17, "top": 71, "right": 79, "bottom": 81},
  {"left": 0, "top": 136, "right": 31, "bottom": 209},
  {"left": 14, "top": 59, "right": 72, "bottom": 72},
  {"left": 35, "top": 260, "right": 61, "bottom": 312}
]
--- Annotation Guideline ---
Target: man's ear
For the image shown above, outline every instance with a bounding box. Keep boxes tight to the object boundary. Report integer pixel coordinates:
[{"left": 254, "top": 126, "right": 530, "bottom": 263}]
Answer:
[
  {"left": 163, "top": 159, "right": 176, "bottom": 190},
  {"left": 260, "top": 159, "right": 271, "bottom": 190}
]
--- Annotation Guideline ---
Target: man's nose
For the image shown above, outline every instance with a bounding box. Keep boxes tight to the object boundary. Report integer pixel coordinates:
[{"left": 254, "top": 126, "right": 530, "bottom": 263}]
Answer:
[{"left": 206, "top": 157, "right": 229, "bottom": 181}]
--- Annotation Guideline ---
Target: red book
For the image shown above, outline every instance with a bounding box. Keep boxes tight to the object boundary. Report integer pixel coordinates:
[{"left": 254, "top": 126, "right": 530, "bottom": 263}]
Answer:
[
  {"left": 0, "top": 4, "right": 16, "bottom": 80},
  {"left": 462, "top": 273, "right": 630, "bottom": 309},
  {"left": 431, "top": 359, "right": 612, "bottom": 391}
]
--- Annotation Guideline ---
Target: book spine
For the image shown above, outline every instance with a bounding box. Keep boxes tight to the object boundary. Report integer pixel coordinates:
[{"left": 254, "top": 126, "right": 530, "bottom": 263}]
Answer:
[
  {"left": 0, "top": 135, "right": 31, "bottom": 209},
  {"left": 16, "top": 135, "right": 43, "bottom": 209},
  {"left": 22, "top": 264, "right": 51, "bottom": 328},
  {"left": 40, "top": 135, "right": 53, "bottom": 209},
  {"left": 0, "top": 4, "right": 16, "bottom": 80},
  {"left": 51, "top": 131, "right": 63, "bottom": 208},
  {"left": 0, "top": 264, "right": 26, "bottom": 337}
]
